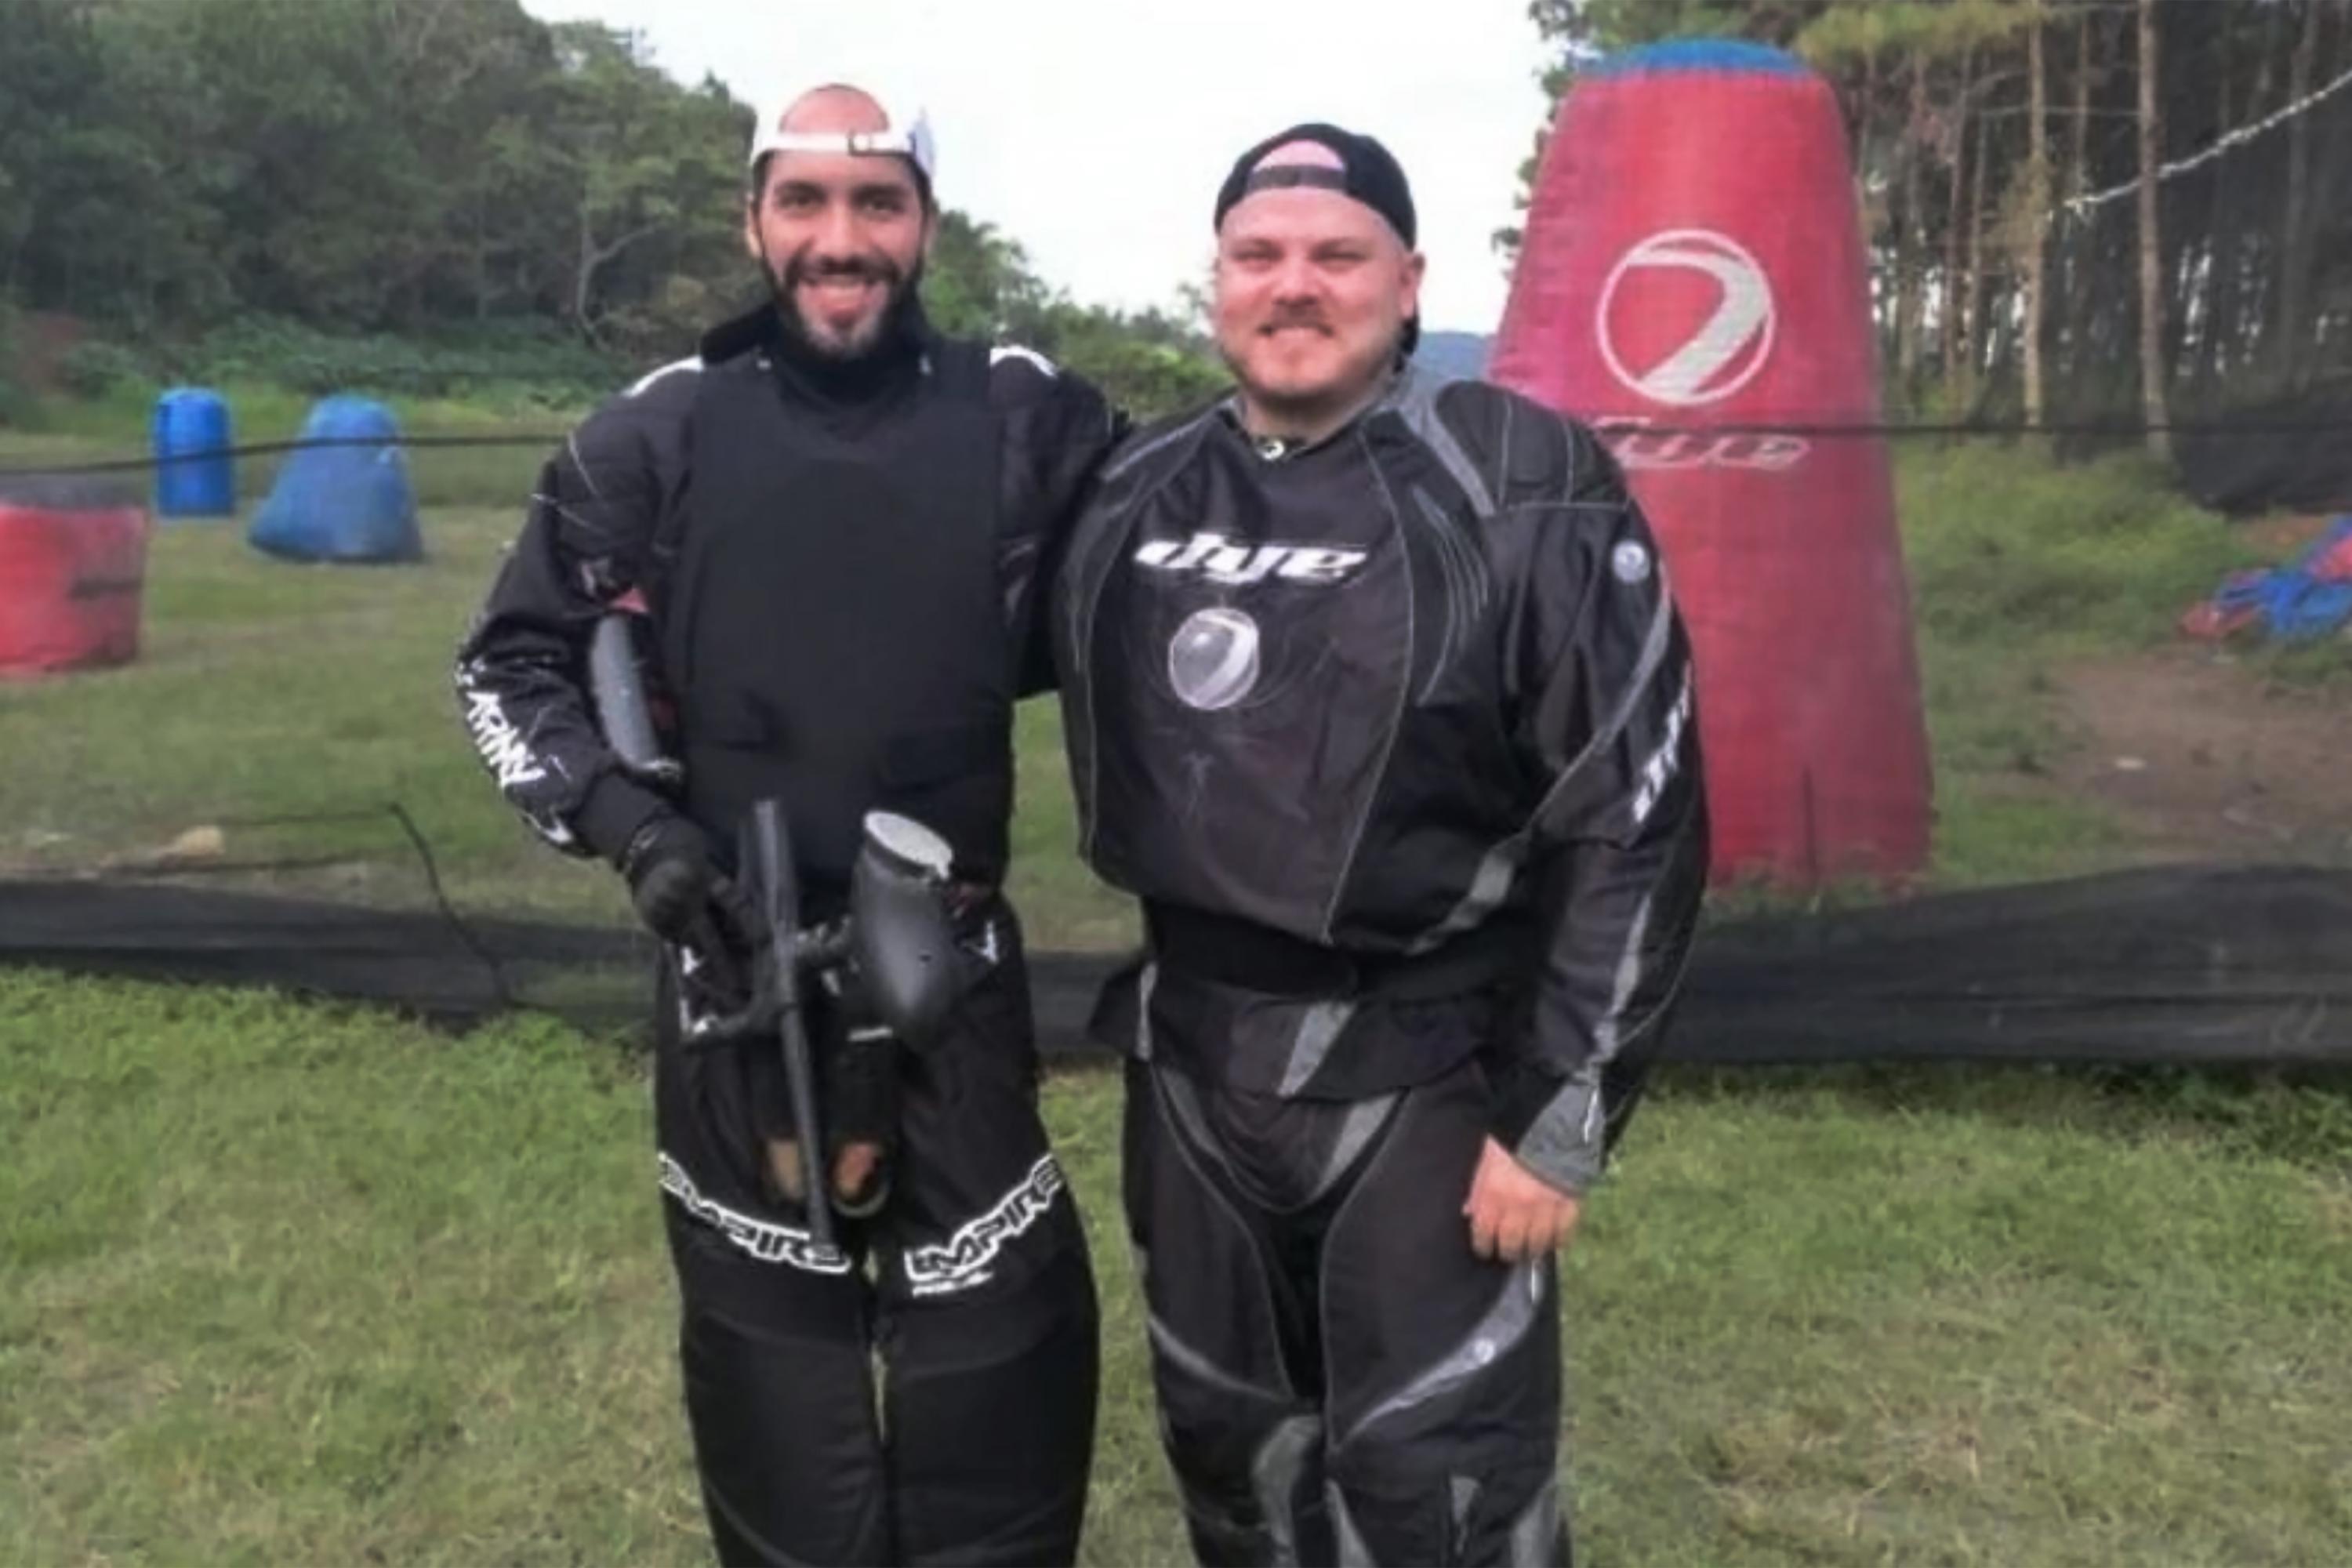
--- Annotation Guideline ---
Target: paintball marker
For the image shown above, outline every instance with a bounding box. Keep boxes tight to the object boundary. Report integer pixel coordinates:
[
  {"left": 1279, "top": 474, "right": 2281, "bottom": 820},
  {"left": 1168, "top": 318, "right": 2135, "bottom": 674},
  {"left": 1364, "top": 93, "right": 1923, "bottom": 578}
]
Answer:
[
  {"left": 591, "top": 608, "right": 965, "bottom": 1242},
  {"left": 737, "top": 800, "right": 962, "bottom": 1250}
]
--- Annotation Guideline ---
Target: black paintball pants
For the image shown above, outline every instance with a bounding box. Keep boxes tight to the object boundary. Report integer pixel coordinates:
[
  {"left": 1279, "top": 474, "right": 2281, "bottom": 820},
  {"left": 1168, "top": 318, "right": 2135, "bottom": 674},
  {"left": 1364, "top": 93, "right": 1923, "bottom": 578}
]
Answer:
[
  {"left": 652, "top": 904, "right": 1098, "bottom": 1567},
  {"left": 1124, "top": 1049, "right": 1570, "bottom": 1568}
]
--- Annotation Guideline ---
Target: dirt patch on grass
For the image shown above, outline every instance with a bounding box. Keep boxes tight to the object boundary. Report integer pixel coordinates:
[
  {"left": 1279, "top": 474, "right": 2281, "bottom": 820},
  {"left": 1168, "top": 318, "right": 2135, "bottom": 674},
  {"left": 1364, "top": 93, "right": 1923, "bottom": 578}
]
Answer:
[{"left": 2052, "top": 646, "right": 2352, "bottom": 862}]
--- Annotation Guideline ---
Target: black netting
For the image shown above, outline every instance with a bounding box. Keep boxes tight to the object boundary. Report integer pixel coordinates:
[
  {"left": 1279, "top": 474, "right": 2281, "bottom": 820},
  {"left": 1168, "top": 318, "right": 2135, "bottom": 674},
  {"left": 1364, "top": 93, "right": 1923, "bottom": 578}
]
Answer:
[{"left": 8, "top": 864, "right": 2347, "bottom": 1065}]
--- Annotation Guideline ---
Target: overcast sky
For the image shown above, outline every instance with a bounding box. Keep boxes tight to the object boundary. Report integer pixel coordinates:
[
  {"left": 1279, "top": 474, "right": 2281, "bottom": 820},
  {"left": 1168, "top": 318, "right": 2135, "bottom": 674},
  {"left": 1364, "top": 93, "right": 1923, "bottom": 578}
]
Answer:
[{"left": 517, "top": 0, "right": 1560, "bottom": 335}]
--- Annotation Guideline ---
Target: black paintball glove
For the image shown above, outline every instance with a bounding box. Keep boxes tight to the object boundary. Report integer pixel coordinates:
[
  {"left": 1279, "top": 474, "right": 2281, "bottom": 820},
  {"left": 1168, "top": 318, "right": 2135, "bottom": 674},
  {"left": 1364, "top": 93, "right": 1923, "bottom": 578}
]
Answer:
[
  {"left": 623, "top": 812, "right": 770, "bottom": 1044},
  {"left": 621, "top": 813, "right": 724, "bottom": 943}
]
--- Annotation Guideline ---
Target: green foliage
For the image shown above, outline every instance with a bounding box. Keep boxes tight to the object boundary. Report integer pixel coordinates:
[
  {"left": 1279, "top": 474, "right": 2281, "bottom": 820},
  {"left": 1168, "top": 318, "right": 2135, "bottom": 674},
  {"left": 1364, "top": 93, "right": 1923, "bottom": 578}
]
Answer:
[
  {"left": 52, "top": 339, "right": 146, "bottom": 399},
  {"left": 536, "top": 24, "right": 749, "bottom": 352},
  {"left": 1900, "top": 442, "right": 2263, "bottom": 652},
  {"left": 925, "top": 212, "right": 1054, "bottom": 340},
  {"left": 0, "top": 297, "right": 24, "bottom": 423},
  {"left": 924, "top": 211, "right": 1225, "bottom": 420},
  {"left": 0, "top": 0, "right": 745, "bottom": 347},
  {"left": 25, "top": 319, "right": 622, "bottom": 423},
  {"left": 1027, "top": 307, "right": 1228, "bottom": 423},
  {"left": 183, "top": 318, "right": 626, "bottom": 401}
]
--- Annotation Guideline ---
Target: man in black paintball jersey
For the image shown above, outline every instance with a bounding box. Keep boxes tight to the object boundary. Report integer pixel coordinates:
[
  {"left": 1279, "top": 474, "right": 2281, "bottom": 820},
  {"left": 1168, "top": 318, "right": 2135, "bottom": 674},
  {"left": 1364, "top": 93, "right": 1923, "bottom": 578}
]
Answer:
[
  {"left": 1053, "top": 125, "right": 1710, "bottom": 1566},
  {"left": 455, "top": 73, "right": 1118, "bottom": 1567}
]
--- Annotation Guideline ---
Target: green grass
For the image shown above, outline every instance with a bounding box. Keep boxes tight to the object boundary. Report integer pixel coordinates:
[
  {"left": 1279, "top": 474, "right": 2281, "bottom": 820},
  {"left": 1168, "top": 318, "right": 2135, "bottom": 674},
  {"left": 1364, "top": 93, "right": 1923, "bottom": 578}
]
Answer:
[
  {"left": 0, "top": 504, "right": 1131, "bottom": 946},
  {"left": 0, "top": 510, "right": 586, "bottom": 914},
  {"left": 4, "top": 972, "right": 2347, "bottom": 1565},
  {"left": 1898, "top": 444, "right": 2265, "bottom": 655},
  {"left": 1890, "top": 441, "right": 2345, "bottom": 884},
  {"left": 1573, "top": 1065, "right": 2352, "bottom": 1566}
]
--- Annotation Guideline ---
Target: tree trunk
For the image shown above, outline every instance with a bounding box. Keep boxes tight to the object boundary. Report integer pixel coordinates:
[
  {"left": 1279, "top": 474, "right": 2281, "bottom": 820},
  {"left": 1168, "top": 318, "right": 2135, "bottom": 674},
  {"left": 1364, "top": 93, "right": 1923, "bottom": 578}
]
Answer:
[
  {"left": 574, "top": 204, "right": 661, "bottom": 347},
  {"left": 1857, "top": 47, "right": 1886, "bottom": 360},
  {"left": 1962, "top": 111, "right": 1991, "bottom": 405},
  {"left": 2024, "top": 8, "right": 2048, "bottom": 429},
  {"left": 2199, "top": 2, "right": 2238, "bottom": 390},
  {"left": 2060, "top": 2, "right": 2092, "bottom": 391},
  {"left": 574, "top": 204, "right": 600, "bottom": 344},
  {"left": 2070, "top": 6, "right": 2091, "bottom": 197},
  {"left": 1896, "top": 53, "right": 1928, "bottom": 401},
  {"left": 2275, "top": 0, "right": 2325, "bottom": 386},
  {"left": 1942, "top": 46, "right": 1975, "bottom": 392},
  {"left": 2136, "top": 0, "right": 2171, "bottom": 462},
  {"left": 2230, "top": 0, "right": 2288, "bottom": 376}
]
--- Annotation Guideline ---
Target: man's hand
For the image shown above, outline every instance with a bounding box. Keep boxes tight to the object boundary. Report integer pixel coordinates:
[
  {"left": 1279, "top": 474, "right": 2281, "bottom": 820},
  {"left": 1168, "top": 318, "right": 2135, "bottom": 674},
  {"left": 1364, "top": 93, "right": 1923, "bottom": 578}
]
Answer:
[
  {"left": 1463, "top": 1137, "right": 1584, "bottom": 1262},
  {"left": 622, "top": 814, "right": 724, "bottom": 942}
]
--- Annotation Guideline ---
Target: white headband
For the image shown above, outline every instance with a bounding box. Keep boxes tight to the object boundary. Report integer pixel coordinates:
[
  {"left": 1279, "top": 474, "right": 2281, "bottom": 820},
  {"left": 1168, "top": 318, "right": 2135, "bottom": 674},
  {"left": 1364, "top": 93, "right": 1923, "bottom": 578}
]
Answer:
[{"left": 747, "top": 82, "right": 936, "bottom": 183}]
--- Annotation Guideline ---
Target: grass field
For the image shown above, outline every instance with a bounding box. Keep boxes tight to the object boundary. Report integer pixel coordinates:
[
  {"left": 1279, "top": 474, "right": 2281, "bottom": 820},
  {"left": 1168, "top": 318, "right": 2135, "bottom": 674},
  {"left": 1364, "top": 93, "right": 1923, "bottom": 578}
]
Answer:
[
  {"left": 0, "top": 505, "right": 1134, "bottom": 946},
  {"left": 5, "top": 406, "right": 2351, "bottom": 1563},
  {"left": 6, "top": 975, "right": 2347, "bottom": 1566}
]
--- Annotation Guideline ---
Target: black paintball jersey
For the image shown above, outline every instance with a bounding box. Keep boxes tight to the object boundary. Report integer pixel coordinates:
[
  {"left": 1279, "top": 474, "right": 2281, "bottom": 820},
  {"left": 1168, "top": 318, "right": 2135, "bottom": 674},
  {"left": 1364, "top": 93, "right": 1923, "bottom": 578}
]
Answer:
[
  {"left": 1054, "top": 368, "right": 1709, "bottom": 1192},
  {"left": 456, "top": 305, "right": 1120, "bottom": 895}
]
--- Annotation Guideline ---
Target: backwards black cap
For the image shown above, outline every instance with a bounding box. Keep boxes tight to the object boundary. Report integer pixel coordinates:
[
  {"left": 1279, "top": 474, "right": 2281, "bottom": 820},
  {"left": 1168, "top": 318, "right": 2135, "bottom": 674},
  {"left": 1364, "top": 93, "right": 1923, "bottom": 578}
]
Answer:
[{"left": 1213, "top": 122, "right": 1417, "bottom": 248}]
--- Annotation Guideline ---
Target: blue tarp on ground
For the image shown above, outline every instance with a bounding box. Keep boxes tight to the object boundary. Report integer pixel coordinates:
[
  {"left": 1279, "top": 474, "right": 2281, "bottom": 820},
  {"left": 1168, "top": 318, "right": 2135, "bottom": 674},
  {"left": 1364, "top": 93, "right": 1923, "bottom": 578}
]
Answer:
[
  {"left": 2183, "top": 515, "right": 2352, "bottom": 643},
  {"left": 248, "top": 396, "right": 423, "bottom": 564}
]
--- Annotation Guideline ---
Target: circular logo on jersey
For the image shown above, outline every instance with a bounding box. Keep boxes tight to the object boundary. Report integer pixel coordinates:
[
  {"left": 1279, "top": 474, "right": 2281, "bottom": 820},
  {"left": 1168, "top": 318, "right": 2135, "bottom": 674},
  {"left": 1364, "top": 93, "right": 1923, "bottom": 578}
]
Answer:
[
  {"left": 1595, "top": 229, "right": 1777, "bottom": 408},
  {"left": 1167, "top": 607, "right": 1261, "bottom": 711},
  {"left": 1612, "top": 540, "right": 1653, "bottom": 584}
]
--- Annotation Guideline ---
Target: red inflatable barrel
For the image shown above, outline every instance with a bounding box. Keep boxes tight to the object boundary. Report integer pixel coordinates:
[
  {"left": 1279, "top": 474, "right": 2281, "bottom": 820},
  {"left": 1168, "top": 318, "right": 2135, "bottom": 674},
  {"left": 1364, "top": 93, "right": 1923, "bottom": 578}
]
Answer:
[
  {"left": 1, "top": 483, "right": 151, "bottom": 677},
  {"left": 1490, "top": 39, "right": 1931, "bottom": 888}
]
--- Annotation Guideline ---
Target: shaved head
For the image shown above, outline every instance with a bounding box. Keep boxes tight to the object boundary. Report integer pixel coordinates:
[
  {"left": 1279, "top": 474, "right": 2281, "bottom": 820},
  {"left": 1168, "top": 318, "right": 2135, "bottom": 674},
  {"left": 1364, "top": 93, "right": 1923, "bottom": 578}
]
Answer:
[{"left": 779, "top": 84, "right": 891, "bottom": 136}]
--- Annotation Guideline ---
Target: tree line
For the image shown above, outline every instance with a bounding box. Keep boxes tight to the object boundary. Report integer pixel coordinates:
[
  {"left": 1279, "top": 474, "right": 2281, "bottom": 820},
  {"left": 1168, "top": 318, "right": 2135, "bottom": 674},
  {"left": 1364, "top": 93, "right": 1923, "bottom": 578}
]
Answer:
[
  {"left": 1505, "top": 0, "right": 2352, "bottom": 452},
  {"left": 0, "top": 0, "right": 1224, "bottom": 415}
]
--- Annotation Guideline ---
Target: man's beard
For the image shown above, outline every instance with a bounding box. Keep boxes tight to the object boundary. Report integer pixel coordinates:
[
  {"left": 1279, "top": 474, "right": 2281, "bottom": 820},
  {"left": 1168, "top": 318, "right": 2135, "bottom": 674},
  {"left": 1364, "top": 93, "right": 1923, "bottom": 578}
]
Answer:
[
  {"left": 1217, "top": 307, "right": 1402, "bottom": 432},
  {"left": 764, "top": 248, "right": 924, "bottom": 363}
]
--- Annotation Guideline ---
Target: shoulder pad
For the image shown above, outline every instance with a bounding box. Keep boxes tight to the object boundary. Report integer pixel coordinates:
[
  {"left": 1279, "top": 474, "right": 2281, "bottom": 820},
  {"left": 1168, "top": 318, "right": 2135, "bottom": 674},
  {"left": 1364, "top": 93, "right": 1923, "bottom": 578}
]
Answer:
[
  {"left": 1426, "top": 379, "right": 1618, "bottom": 510},
  {"left": 984, "top": 343, "right": 1081, "bottom": 413},
  {"left": 563, "top": 361, "right": 697, "bottom": 489},
  {"left": 988, "top": 343, "right": 1121, "bottom": 437},
  {"left": 1101, "top": 399, "right": 1222, "bottom": 484},
  {"left": 989, "top": 343, "right": 1060, "bottom": 380},
  {"left": 623, "top": 355, "right": 702, "bottom": 401}
]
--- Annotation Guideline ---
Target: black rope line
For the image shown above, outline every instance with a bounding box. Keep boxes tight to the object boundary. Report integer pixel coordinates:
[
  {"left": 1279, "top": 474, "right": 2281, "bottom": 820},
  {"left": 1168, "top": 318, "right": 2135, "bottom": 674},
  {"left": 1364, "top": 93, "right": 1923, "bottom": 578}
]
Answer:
[
  {"left": 7, "top": 416, "right": 2352, "bottom": 481},
  {"left": 380, "top": 801, "right": 517, "bottom": 1010},
  {"left": 0, "top": 432, "right": 566, "bottom": 479},
  {"left": 177, "top": 803, "right": 518, "bottom": 1009}
]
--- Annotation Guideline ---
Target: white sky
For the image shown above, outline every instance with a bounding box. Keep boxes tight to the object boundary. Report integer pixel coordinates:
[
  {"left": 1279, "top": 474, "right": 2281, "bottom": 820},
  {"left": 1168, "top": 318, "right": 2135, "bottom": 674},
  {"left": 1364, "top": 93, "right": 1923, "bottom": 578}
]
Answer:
[{"left": 517, "top": 0, "right": 1559, "bottom": 335}]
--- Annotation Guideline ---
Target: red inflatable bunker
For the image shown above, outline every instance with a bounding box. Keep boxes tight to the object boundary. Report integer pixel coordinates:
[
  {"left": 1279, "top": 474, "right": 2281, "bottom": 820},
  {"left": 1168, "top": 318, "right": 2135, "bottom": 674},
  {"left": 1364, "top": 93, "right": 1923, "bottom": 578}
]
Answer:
[
  {"left": 1, "top": 483, "right": 151, "bottom": 677},
  {"left": 1490, "top": 39, "right": 1931, "bottom": 887}
]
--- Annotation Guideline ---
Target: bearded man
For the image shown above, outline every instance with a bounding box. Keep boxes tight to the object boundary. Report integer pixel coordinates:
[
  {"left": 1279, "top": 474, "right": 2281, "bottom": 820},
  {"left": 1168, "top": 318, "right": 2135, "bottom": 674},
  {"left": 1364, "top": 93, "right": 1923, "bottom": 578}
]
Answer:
[{"left": 456, "top": 76, "right": 1119, "bottom": 1567}]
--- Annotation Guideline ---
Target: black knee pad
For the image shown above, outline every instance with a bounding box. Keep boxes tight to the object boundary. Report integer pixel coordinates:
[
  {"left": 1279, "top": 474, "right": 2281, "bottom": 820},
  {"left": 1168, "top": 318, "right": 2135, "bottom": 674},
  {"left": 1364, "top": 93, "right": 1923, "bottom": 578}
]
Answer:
[{"left": 883, "top": 1248, "right": 1100, "bottom": 1566}]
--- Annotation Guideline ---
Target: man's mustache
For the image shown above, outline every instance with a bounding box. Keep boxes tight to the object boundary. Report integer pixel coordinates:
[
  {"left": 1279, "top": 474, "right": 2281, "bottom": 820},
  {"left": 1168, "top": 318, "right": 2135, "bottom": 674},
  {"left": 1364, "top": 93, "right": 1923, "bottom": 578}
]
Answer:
[
  {"left": 784, "top": 252, "right": 904, "bottom": 289},
  {"left": 1259, "top": 306, "right": 1333, "bottom": 334}
]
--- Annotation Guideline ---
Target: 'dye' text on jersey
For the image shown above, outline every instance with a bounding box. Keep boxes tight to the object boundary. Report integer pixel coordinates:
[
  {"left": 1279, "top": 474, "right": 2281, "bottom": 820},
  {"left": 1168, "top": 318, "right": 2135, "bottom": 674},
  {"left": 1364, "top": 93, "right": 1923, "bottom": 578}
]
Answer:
[{"left": 1069, "top": 385, "right": 1543, "bottom": 945}]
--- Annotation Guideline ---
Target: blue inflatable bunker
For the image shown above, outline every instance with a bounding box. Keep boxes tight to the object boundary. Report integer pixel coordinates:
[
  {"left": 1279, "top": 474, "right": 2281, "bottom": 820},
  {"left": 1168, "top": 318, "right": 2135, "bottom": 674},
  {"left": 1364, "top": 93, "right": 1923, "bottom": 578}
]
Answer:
[
  {"left": 153, "top": 387, "right": 238, "bottom": 519},
  {"left": 248, "top": 396, "right": 423, "bottom": 563}
]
